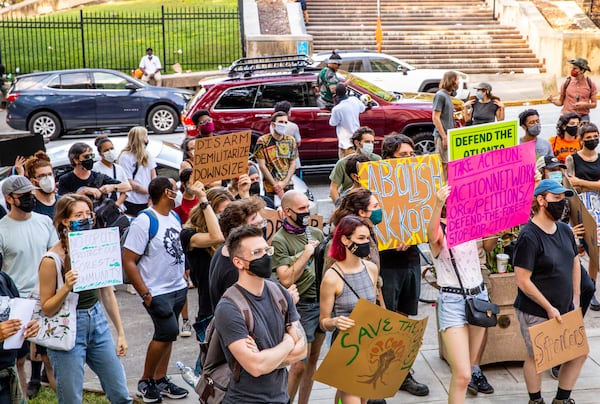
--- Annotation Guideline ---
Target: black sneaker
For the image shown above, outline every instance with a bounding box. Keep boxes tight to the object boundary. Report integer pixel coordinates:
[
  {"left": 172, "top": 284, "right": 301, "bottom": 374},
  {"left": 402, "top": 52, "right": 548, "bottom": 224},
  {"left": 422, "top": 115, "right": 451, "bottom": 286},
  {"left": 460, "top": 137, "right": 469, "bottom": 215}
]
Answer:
[
  {"left": 26, "top": 380, "right": 41, "bottom": 399},
  {"left": 552, "top": 399, "right": 575, "bottom": 404},
  {"left": 399, "top": 371, "right": 429, "bottom": 396},
  {"left": 550, "top": 365, "right": 560, "bottom": 379},
  {"left": 528, "top": 399, "right": 545, "bottom": 404},
  {"left": 156, "top": 376, "right": 189, "bottom": 399},
  {"left": 467, "top": 376, "right": 478, "bottom": 395},
  {"left": 471, "top": 372, "right": 494, "bottom": 394},
  {"left": 137, "top": 379, "right": 162, "bottom": 403}
]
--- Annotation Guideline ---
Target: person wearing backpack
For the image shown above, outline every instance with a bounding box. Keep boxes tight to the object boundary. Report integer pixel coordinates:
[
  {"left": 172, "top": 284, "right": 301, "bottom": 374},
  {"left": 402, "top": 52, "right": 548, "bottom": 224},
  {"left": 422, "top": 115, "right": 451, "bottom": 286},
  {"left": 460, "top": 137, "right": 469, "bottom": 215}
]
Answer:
[
  {"left": 214, "top": 225, "right": 306, "bottom": 404},
  {"left": 547, "top": 57, "right": 597, "bottom": 122},
  {"left": 122, "top": 176, "right": 189, "bottom": 403}
]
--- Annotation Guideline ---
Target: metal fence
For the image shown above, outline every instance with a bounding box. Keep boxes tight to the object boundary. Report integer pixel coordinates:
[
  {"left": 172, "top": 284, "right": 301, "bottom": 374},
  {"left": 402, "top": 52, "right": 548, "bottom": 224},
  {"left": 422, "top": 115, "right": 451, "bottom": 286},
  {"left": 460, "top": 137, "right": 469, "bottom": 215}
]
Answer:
[{"left": 0, "top": 6, "right": 243, "bottom": 74}]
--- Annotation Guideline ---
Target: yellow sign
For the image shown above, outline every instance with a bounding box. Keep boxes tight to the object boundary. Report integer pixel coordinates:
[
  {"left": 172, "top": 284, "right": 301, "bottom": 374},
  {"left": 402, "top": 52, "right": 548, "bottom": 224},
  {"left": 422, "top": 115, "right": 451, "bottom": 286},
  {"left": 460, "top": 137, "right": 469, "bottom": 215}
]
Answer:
[
  {"left": 314, "top": 299, "right": 428, "bottom": 399},
  {"left": 448, "top": 120, "right": 518, "bottom": 161},
  {"left": 357, "top": 155, "right": 443, "bottom": 249}
]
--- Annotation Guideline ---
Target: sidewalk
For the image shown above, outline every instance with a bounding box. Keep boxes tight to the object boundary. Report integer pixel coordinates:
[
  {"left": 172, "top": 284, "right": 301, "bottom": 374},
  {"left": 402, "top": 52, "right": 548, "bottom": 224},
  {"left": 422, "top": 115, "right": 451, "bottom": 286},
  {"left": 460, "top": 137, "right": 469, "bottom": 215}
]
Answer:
[{"left": 84, "top": 287, "right": 600, "bottom": 403}]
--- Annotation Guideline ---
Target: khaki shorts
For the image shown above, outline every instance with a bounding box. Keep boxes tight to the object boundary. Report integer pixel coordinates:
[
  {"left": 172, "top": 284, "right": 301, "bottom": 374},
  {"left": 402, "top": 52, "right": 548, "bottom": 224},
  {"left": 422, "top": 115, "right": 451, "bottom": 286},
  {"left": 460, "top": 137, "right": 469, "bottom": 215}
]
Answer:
[{"left": 434, "top": 136, "right": 448, "bottom": 163}]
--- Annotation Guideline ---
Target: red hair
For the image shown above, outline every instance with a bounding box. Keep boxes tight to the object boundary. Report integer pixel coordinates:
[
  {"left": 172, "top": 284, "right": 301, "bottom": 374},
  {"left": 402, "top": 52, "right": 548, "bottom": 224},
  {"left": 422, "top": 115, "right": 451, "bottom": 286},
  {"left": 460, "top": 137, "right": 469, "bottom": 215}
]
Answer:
[{"left": 329, "top": 215, "right": 370, "bottom": 262}]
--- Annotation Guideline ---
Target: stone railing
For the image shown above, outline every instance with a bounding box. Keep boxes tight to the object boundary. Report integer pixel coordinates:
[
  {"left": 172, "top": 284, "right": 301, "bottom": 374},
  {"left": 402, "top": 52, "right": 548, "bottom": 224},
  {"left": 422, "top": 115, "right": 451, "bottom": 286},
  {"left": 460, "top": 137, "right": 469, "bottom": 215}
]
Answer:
[{"left": 0, "top": 0, "right": 98, "bottom": 17}]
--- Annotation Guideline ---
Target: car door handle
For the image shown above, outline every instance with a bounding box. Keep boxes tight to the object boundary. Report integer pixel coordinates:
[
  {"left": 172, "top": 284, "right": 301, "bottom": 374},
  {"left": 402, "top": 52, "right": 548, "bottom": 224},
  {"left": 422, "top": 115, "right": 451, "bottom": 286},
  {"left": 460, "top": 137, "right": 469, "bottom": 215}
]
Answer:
[
  {"left": 254, "top": 114, "right": 270, "bottom": 118},
  {"left": 317, "top": 112, "right": 331, "bottom": 117}
]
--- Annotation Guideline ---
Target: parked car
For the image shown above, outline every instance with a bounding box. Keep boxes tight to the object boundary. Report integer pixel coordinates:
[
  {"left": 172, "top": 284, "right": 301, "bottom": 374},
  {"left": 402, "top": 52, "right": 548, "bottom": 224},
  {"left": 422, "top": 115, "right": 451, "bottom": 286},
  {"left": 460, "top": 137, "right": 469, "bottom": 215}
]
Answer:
[
  {"left": 312, "top": 50, "right": 470, "bottom": 100},
  {"left": 5, "top": 68, "right": 194, "bottom": 141},
  {"left": 182, "top": 55, "right": 464, "bottom": 169}
]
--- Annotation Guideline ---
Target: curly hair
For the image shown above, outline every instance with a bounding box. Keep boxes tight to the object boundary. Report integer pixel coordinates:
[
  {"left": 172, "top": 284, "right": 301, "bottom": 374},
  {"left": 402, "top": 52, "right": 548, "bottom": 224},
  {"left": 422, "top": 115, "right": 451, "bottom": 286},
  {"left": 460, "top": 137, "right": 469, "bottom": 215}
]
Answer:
[
  {"left": 381, "top": 132, "right": 414, "bottom": 159},
  {"left": 555, "top": 112, "right": 581, "bottom": 138},
  {"left": 24, "top": 150, "right": 52, "bottom": 179},
  {"left": 219, "top": 196, "right": 266, "bottom": 238},
  {"left": 330, "top": 188, "right": 373, "bottom": 226},
  {"left": 329, "top": 215, "right": 370, "bottom": 262}
]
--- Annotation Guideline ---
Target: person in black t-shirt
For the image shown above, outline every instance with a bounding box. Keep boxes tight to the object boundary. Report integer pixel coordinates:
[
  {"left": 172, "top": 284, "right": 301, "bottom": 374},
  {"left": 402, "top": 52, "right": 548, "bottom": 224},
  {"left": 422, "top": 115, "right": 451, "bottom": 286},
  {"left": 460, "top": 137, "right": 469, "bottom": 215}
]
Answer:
[{"left": 513, "top": 179, "right": 586, "bottom": 404}]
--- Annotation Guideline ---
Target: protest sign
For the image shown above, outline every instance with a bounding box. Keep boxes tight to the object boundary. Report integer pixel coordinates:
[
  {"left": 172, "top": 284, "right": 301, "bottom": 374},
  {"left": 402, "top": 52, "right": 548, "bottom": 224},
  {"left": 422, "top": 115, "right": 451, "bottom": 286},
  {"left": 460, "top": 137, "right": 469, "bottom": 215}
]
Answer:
[
  {"left": 4, "top": 298, "right": 36, "bottom": 350},
  {"left": 529, "top": 309, "right": 589, "bottom": 374},
  {"left": 357, "top": 155, "right": 443, "bottom": 249},
  {"left": 448, "top": 120, "right": 518, "bottom": 161},
  {"left": 0, "top": 133, "right": 45, "bottom": 166},
  {"left": 445, "top": 142, "right": 536, "bottom": 248},
  {"left": 565, "top": 178, "right": 599, "bottom": 281},
  {"left": 68, "top": 227, "right": 123, "bottom": 292},
  {"left": 314, "top": 299, "right": 428, "bottom": 399},
  {"left": 192, "top": 131, "right": 251, "bottom": 183},
  {"left": 261, "top": 208, "right": 323, "bottom": 245}
]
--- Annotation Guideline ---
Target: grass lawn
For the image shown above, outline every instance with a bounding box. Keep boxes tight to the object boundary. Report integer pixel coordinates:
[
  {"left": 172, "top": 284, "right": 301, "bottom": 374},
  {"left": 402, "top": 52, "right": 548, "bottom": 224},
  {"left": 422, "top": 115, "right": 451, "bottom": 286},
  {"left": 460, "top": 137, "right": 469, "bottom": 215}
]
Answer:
[{"left": 29, "top": 387, "right": 110, "bottom": 403}]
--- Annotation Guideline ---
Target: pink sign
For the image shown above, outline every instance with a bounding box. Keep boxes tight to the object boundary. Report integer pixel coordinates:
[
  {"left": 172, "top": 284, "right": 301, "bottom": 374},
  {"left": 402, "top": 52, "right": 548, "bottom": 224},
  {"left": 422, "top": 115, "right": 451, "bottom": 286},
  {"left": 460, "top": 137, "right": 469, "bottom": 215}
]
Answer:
[{"left": 445, "top": 142, "right": 536, "bottom": 248}]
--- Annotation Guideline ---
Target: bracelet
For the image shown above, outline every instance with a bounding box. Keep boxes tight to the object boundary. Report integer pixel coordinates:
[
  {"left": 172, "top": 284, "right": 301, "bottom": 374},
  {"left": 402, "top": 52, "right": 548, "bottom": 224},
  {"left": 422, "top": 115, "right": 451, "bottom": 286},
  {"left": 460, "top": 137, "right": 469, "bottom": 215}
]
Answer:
[{"left": 141, "top": 292, "right": 151, "bottom": 299}]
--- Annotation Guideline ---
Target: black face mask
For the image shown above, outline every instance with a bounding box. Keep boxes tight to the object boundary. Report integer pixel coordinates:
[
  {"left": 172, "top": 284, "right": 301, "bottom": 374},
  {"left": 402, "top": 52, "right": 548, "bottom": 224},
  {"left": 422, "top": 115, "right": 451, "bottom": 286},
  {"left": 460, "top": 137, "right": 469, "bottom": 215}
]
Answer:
[
  {"left": 348, "top": 241, "right": 370, "bottom": 258},
  {"left": 249, "top": 182, "right": 261, "bottom": 195},
  {"left": 15, "top": 193, "right": 35, "bottom": 213},
  {"left": 290, "top": 209, "right": 310, "bottom": 228},
  {"left": 545, "top": 199, "right": 565, "bottom": 221},
  {"left": 565, "top": 125, "right": 578, "bottom": 136},
  {"left": 81, "top": 158, "right": 94, "bottom": 171},
  {"left": 248, "top": 254, "right": 272, "bottom": 278},
  {"left": 584, "top": 139, "right": 599, "bottom": 151}
]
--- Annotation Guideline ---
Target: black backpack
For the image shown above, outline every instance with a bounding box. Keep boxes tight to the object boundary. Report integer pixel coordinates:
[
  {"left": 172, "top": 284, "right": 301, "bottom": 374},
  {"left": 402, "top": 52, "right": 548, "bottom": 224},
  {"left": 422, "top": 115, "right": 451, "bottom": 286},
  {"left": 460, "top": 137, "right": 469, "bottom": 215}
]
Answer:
[{"left": 313, "top": 233, "right": 332, "bottom": 302}]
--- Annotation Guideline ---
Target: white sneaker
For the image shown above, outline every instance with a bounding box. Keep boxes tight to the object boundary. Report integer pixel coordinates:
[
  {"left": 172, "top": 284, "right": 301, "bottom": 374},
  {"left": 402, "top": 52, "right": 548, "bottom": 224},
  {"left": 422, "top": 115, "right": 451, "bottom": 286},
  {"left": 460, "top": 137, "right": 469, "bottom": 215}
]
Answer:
[
  {"left": 126, "top": 284, "right": 137, "bottom": 295},
  {"left": 180, "top": 320, "right": 192, "bottom": 337}
]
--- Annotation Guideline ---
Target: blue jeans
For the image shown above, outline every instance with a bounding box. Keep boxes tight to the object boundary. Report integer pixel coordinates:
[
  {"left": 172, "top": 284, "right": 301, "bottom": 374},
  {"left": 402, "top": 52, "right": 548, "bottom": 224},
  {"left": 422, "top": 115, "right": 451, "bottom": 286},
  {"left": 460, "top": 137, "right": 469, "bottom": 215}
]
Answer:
[{"left": 48, "top": 302, "right": 132, "bottom": 404}]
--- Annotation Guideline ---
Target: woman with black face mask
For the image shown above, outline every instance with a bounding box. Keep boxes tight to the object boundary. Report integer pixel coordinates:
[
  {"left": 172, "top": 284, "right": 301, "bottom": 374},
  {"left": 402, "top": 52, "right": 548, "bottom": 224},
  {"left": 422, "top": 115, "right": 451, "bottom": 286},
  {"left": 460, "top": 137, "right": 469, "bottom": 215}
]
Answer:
[
  {"left": 319, "top": 215, "right": 379, "bottom": 404},
  {"left": 512, "top": 179, "right": 585, "bottom": 404},
  {"left": 549, "top": 113, "right": 582, "bottom": 163}
]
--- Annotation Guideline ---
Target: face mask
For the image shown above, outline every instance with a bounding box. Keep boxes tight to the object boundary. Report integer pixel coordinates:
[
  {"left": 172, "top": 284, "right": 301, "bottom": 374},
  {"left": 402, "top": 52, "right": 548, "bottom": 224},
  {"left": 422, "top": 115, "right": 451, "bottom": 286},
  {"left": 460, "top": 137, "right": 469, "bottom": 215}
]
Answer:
[
  {"left": 565, "top": 125, "right": 578, "bottom": 136},
  {"left": 348, "top": 241, "right": 371, "bottom": 258},
  {"left": 527, "top": 124, "right": 541, "bottom": 137},
  {"left": 369, "top": 208, "right": 383, "bottom": 225},
  {"left": 247, "top": 253, "right": 272, "bottom": 278},
  {"left": 548, "top": 171, "right": 563, "bottom": 184},
  {"left": 173, "top": 191, "right": 183, "bottom": 208},
  {"left": 584, "top": 139, "right": 599, "bottom": 151},
  {"left": 361, "top": 143, "right": 374, "bottom": 154},
  {"left": 103, "top": 150, "right": 117, "bottom": 163},
  {"left": 249, "top": 182, "right": 261, "bottom": 195},
  {"left": 274, "top": 123, "right": 287, "bottom": 135},
  {"left": 15, "top": 193, "right": 35, "bottom": 213},
  {"left": 290, "top": 209, "right": 310, "bottom": 228},
  {"left": 69, "top": 217, "right": 94, "bottom": 232},
  {"left": 450, "top": 90, "right": 457, "bottom": 97},
  {"left": 199, "top": 121, "right": 215, "bottom": 136},
  {"left": 475, "top": 92, "right": 484, "bottom": 101},
  {"left": 39, "top": 175, "right": 55, "bottom": 194},
  {"left": 544, "top": 199, "right": 565, "bottom": 221},
  {"left": 571, "top": 68, "right": 579, "bottom": 78},
  {"left": 81, "top": 158, "right": 94, "bottom": 171}
]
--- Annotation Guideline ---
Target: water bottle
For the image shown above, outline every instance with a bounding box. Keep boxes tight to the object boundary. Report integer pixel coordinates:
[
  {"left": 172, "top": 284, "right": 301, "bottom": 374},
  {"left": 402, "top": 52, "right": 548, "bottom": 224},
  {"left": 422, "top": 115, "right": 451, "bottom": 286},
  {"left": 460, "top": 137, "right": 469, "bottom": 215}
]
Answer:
[{"left": 176, "top": 361, "right": 199, "bottom": 387}]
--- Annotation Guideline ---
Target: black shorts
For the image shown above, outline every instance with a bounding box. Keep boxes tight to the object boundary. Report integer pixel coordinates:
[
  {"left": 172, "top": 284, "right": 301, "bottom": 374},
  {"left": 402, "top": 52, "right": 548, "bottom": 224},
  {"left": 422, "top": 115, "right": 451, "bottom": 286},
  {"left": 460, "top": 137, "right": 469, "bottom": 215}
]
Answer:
[
  {"left": 16, "top": 341, "right": 29, "bottom": 360},
  {"left": 143, "top": 287, "right": 187, "bottom": 342},
  {"left": 380, "top": 264, "right": 421, "bottom": 316}
]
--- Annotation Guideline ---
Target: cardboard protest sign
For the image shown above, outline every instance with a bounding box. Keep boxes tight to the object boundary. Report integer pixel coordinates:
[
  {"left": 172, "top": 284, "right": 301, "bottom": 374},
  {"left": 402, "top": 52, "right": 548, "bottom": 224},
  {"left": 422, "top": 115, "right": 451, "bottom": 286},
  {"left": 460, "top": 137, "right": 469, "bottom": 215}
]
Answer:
[
  {"left": 68, "top": 227, "right": 123, "bottom": 292},
  {"left": 564, "top": 178, "right": 599, "bottom": 281},
  {"left": 357, "top": 155, "right": 443, "bottom": 249},
  {"left": 445, "top": 142, "right": 536, "bottom": 248},
  {"left": 529, "top": 309, "right": 589, "bottom": 374},
  {"left": 314, "top": 299, "right": 428, "bottom": 399},
  {"left": 192, "top": 131, "right": 251, "bottom": 183},
  {"left": 261, "top": 208, "right": 323, "bottom": 245},
  {"left": 448, "top": 120, "right": 518, "bottom": 161}
]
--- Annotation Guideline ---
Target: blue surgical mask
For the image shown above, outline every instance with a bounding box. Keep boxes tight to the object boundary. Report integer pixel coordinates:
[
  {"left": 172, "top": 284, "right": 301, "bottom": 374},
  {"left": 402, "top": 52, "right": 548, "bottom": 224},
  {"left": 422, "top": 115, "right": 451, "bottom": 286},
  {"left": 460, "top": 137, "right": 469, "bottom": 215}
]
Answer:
[
  {"left": 69, "top": 218, "right": 94, "bottom": 232},
  {"left": 361, "top": 143, "right": 374, "bottom": 154},
  {"left": 548, "top": 171, "right": 563, "bottom": 184},
  {"left": 475, "top": 92, "right": 484, "bottom": 101}
]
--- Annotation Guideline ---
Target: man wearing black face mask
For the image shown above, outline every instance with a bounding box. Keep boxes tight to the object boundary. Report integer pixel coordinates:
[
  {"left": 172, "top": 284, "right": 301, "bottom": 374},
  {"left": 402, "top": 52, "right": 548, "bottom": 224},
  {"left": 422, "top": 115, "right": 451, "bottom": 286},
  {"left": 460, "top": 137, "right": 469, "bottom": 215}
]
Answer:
[
  {"left": 272, "top": 190, "right": 324, "bottom": 404},
  {"left": 0, "top": 175, "right": 58, "bottom": 397},
  {"left": 214, "top": 225, "right": 306, "bottom": 403},
  {"left": 513, "top": 179, "right": 586, "bottom": 404},
  {"left": 57, "top": 143, "right": 129, "bottom": 205},
  {"left": 518, "top": 109, "right": 553, "bottom": 159}
]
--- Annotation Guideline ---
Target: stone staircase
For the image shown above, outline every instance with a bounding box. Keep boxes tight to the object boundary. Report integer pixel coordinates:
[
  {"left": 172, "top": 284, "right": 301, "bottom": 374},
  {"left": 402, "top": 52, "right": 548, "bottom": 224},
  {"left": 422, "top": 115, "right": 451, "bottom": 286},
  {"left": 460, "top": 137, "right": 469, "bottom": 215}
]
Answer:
[{"left": 306, "top": 0, "right": 546, "bottom": 74}]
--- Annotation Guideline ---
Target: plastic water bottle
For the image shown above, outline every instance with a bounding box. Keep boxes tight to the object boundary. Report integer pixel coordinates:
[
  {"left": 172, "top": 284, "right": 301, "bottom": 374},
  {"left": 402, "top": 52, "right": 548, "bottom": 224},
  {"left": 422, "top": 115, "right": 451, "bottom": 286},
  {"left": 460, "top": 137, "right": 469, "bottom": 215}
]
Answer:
[{"left": 176, "top": 361, "right": 199, "bottom": 387}]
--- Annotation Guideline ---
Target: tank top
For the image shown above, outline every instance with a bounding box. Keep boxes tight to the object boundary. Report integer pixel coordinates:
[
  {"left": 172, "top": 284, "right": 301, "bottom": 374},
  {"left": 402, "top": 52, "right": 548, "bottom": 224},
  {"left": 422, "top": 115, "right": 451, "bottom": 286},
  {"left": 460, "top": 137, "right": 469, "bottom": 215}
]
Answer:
[
  {"left": 471, "top": 100, "right": 499, "bottom": 125},
  {"left": 332, "top": 263, "right": 376, "bottom": 318},
  {"left": 572, "top": 152, "right": 600, "bottom": 181}
]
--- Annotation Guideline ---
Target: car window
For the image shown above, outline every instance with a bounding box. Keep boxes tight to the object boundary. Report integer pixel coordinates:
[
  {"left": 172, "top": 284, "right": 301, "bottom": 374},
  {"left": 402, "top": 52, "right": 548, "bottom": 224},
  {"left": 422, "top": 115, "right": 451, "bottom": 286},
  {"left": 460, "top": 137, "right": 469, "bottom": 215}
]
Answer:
[
  {"left": 214, "top": 86, "right": 258, "bottom": 109},
  {"left": 340, "top": 59, "right": 364, "bottom": 73},
  {"left": 93, "top": 72, "right": 129, "bottom": 90},
  {"left": 59, "top": 72, "right": 92, "bottom": 90},
  {"left": 370, "top": 58, "right": 400, "bottom": 73},
  {"left": 255, "top": 82, "right": 309, "bottom": 108},
  {"left": 14, "top": 75, "right": 50, "bottom": 91}
]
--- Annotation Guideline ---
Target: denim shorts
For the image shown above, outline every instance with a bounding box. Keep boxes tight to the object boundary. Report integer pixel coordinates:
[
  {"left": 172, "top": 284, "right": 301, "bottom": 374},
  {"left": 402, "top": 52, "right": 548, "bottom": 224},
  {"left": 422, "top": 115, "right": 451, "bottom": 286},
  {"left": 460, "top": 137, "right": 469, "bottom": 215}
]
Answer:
[
  {"left": 143, "top": 287, "right": 187, "bottom": 342},
  {"left": 437, "top": 288, "right": 489, "bottom": 332},
  {"left": 297, "top": 300, "right": 321, "bottom": 343},
  {"left": 515, "top": 308, "right": 547, "bottom": 356}
]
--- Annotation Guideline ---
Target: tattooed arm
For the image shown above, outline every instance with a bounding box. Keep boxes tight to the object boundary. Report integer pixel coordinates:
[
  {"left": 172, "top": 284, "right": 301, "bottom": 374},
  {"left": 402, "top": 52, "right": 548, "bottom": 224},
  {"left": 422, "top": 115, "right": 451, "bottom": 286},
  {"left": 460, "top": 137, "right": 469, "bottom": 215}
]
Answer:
[{"left": 281, "top": 320, "right": 308, "bottom": 366}]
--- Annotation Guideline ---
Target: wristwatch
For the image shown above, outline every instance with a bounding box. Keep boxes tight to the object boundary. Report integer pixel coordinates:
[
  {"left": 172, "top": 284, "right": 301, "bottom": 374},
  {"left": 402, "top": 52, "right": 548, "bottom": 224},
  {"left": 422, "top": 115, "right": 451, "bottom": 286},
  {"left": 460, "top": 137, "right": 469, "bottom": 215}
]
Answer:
[{"left": 199, "top": 201, "right": 209, "bottom": 210}]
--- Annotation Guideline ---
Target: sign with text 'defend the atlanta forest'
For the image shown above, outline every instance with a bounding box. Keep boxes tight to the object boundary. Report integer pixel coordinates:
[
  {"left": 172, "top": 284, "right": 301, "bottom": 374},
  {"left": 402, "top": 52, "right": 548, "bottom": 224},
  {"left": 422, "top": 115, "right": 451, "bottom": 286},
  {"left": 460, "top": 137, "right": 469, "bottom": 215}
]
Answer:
[{"left": 448, "top": 120, "right": 518, "bottom": 161}]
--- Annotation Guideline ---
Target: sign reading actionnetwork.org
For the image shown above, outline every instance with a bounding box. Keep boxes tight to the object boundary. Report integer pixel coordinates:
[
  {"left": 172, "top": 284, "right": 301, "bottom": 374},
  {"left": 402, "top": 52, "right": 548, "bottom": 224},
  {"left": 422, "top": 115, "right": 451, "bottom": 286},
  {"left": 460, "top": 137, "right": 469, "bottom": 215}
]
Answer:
[{"left": 448, "top": 120, "right": 518, "bottom": 161}]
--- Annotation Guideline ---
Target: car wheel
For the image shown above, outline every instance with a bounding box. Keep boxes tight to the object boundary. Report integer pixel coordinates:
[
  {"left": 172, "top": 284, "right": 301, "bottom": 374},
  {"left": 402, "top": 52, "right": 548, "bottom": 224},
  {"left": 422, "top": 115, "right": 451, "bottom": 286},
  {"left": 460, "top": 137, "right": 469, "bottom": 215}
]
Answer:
[
  {"left": 29, "top": 112, "right": 62, "bottom": 141},
  {"left": 412, "top": 131, "right": 435, "bottom": 155},
  {"left": 148, "top": 105, "right": 178, "bottom": 134}
]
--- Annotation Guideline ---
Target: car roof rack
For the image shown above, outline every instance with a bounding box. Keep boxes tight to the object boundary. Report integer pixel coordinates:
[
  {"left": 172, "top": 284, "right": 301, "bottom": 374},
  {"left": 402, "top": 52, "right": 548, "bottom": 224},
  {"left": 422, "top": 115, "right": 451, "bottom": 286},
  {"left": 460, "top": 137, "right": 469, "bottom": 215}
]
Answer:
[{"left": 227, "top": 54, "right": 313, "bottom": 77}]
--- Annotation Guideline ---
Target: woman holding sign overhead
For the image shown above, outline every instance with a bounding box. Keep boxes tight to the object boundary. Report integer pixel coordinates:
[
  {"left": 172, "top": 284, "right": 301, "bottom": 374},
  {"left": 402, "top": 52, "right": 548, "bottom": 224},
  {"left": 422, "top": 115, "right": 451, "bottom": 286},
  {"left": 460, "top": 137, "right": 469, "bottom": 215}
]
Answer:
[{"left": 38, "top": 194, "right": 131, "bottom": 404}]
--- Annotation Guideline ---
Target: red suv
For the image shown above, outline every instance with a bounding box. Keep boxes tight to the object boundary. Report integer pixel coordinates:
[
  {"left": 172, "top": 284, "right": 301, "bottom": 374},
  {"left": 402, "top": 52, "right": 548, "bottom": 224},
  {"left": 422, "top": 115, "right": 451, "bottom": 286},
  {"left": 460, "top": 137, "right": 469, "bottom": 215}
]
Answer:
[{"left": 182, "top": 55, "right": 461, "bottom": 167}]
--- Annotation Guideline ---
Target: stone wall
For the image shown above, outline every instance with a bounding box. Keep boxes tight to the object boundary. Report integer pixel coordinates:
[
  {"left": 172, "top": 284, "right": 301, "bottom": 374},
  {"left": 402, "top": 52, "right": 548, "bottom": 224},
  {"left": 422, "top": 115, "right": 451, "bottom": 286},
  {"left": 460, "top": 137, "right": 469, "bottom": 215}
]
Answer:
[{"left": 0, "top": 0, "right": 99, "bottom": 18}]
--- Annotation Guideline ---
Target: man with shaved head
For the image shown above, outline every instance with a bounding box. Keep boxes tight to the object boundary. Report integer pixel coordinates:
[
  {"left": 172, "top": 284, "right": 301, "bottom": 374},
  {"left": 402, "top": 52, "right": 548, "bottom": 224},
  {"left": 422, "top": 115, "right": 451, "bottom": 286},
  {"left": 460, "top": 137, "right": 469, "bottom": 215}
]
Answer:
[{"left": 272, "top": 190, "right": 324, "bottom": 404}]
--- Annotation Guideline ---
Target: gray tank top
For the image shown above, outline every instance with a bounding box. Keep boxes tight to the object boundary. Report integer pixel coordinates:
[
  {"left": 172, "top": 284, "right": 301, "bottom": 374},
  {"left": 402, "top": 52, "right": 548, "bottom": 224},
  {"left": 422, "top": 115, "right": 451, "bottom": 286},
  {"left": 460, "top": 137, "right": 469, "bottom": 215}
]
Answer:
[{"left": 332, "top": 263, "right": 376, "bottom": 318}]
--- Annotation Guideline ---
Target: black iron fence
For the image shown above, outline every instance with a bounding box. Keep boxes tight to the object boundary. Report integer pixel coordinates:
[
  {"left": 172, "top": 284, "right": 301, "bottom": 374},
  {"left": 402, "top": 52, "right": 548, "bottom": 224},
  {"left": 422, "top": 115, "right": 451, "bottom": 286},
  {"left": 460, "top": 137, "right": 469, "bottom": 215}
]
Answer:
[{"left": 0, "top": 6, "right": 243, "bottom": 74}]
